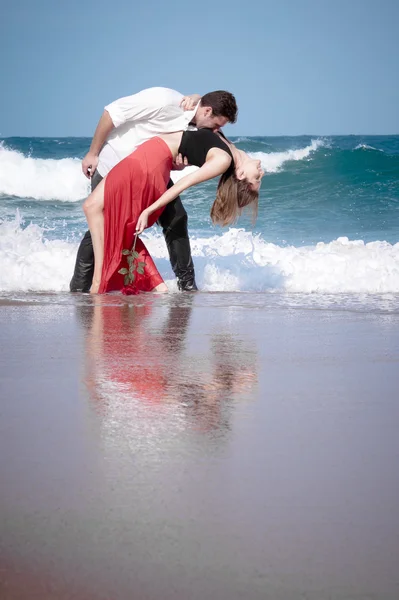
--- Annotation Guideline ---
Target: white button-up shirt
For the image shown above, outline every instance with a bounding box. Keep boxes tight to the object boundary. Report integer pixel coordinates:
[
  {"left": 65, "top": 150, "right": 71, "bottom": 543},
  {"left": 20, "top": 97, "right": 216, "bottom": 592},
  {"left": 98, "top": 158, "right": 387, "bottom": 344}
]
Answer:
[{"left": 97, "top": 87, "right": 197, "bottom": 177}]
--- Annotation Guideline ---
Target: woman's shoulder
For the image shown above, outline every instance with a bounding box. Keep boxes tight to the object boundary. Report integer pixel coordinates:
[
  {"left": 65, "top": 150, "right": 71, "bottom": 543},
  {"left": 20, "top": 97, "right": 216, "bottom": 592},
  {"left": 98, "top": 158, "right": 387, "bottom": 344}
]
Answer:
[
  {"left": 190, "top": 129, "right": 232, "bottom": 152},
  {"left": 192, "top": 128, "right": 219, "bottom": 139},
  {"left": 184, "top": 128, "right": 218, "bottom": 141}
]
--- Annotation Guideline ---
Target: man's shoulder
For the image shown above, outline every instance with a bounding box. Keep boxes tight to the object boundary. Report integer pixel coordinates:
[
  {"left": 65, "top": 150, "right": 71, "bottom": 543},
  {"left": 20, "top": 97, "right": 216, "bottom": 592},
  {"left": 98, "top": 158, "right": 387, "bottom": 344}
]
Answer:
[{"left": 136, "top": 87, "right": 183, "bottom": 105}]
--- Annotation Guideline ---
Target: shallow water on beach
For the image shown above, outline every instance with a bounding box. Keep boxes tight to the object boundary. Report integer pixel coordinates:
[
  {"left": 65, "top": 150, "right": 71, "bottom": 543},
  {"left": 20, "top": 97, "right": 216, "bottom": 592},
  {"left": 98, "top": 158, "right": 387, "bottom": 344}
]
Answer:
[
  {"left": 1, "top": 294, "right": 399, "bottom": 598},
  {"left": 1, "top": 289, "right": 399, "bottom": 315}
]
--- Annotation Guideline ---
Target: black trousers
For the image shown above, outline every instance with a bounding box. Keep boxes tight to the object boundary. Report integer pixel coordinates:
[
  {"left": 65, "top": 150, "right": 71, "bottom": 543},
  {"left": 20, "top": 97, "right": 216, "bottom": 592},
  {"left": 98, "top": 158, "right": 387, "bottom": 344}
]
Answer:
[{"left": 69, "top": 170, "right": 196, "bottom": 292}]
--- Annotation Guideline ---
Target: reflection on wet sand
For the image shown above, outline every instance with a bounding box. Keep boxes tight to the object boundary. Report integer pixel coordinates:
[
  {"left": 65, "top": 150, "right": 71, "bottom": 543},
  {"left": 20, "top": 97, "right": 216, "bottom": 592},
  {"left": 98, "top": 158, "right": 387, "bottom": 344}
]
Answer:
[
  {"left": 81, "top": 296, "right": 258, "bottom": 435},
  {"left": 2, "top": 297, "right": 399, "bottom": 599}
]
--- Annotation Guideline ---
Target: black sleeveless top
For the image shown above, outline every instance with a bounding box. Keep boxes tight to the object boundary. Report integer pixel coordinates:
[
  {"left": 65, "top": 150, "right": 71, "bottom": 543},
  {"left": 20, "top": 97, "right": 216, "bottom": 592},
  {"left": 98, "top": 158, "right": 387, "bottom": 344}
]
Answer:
[{"left": 178, "top": 129, "right": 234, "bottom": 169}]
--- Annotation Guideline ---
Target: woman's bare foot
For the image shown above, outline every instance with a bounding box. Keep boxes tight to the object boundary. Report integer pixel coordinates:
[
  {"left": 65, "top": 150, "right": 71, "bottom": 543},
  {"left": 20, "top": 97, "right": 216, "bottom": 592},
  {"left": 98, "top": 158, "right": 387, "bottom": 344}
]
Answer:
[{"left": 154, "top": 282, "right": 168, "bottom": 293}]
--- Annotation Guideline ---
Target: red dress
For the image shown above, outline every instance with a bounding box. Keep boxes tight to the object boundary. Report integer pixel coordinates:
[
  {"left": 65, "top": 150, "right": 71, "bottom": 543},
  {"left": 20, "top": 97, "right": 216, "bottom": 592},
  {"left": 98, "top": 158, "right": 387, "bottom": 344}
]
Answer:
[{"left": 98, "top": 137, "right": 173, "bottom": 294}]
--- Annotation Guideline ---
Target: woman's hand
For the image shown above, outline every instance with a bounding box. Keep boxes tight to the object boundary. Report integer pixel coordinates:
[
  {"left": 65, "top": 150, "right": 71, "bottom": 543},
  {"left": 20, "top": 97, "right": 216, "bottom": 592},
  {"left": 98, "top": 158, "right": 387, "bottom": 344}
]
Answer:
[
  {"left": 136, "top": 209, "right": 149, "bottom": 235},
  {"left": 180, "top": 94, "right": 201, "bottom": 111}
]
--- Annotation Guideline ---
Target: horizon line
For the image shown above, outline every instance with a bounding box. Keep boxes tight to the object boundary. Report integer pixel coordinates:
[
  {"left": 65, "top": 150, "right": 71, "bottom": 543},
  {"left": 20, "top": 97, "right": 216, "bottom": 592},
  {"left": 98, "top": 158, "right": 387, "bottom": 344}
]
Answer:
[{"left": 1, "top": 133, "right": 399, "bottom": 139}]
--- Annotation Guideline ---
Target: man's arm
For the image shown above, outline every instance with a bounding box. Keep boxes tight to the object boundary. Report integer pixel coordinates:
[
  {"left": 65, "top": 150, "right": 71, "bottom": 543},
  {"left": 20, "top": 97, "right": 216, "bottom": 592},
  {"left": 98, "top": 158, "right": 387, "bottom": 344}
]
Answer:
[
  {"left": 82, "top": 88, "right": 200, "bottom": 179},
  {"left": 82, "top": 88, "right": 164, "bottom": 179},
  {"left": 82, "top": 111, "right": 114, "bottom": 178}
]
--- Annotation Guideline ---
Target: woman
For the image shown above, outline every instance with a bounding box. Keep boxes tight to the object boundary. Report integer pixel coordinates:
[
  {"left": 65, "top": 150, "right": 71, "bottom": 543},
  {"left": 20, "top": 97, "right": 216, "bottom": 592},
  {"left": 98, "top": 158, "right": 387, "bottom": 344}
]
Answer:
[{"left": 83, "top": 128, "right": 264, "bottom": 294}]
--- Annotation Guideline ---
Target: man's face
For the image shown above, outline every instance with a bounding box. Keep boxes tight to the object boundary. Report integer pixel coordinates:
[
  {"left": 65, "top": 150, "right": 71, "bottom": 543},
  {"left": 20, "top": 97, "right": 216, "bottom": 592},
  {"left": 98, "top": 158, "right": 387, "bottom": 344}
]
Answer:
[{"left": 194, "top": 106, "right": 228, "bottom": 131}]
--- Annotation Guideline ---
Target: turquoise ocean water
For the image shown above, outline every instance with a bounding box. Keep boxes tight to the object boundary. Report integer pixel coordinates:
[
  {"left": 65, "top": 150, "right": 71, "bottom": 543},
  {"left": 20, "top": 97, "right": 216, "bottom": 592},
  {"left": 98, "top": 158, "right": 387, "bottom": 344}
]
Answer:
[{"left": 0, "top": 135, "right": 398, "bottom": 309}]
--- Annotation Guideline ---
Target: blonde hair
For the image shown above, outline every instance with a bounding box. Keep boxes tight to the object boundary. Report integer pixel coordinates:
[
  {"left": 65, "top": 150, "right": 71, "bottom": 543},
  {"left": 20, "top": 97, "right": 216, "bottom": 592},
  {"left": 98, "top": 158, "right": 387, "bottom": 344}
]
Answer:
[{"left": 210, "top": 172, "right": 259, "bottom": 227}]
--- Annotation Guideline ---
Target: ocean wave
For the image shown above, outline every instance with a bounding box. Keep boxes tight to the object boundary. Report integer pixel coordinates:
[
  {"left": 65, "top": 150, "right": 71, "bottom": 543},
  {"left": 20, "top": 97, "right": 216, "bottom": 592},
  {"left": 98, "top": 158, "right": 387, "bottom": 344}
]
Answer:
[
  {"left": 1, "top": 215, "right": 398, "bottom": 294},
  {"left": 232, "top": 136, "right": 271, "bottom": 145},
  {"left": 0, "top": 212, "right": 79, "bottom": 291},
  {"left": 0, "top": 138, "right": 325, "bottom": 201},
  {"left": 0, "top": 142, "right": 90, "bottom": 201},
  {"left": 249, "top": 138, "right": 325, "bottom": 173},
  {"left": 354, "top": 143, "right": 383, "bottom": 152},
  {"left": 172, "top": 139, "right": 324, "bottom": 181}
]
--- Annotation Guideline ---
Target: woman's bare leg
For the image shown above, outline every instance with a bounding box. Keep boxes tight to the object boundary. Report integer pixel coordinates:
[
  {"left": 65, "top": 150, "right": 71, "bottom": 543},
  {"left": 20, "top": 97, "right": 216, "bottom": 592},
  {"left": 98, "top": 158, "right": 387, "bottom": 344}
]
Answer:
[
  {"left": 153, "top": 282, "right": 168, "bottom": 292},
  {"left": 83, "top": 178, "right": 106, "bottom": 294}
]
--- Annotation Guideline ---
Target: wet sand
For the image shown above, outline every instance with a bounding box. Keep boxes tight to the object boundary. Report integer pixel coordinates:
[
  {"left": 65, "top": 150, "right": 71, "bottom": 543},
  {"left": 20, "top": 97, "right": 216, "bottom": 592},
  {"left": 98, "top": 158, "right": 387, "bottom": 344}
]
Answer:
[{"left": 1, "top": 293, "right": 399, "bottom": 599}]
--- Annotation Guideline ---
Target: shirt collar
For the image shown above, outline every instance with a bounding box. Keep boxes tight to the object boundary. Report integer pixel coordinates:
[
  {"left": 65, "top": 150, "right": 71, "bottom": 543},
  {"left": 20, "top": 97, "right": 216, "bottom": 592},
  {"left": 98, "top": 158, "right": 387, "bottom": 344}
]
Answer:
[{"left": 183, "top": 101, "right": 200, "bottom": 128}]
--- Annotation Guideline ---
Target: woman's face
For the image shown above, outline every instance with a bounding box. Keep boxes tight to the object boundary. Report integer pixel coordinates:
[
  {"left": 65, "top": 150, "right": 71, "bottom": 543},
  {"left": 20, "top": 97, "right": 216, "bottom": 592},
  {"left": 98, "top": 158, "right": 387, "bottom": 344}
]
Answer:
[{"left": 236, "top": 158, "right": 264, "bottom": 191}]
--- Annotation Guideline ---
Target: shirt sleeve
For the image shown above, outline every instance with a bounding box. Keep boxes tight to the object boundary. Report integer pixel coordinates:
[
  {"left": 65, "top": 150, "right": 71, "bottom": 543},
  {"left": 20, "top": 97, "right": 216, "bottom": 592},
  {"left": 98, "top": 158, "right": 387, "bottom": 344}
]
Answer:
[{"left": 105, "top": 87, "right": 184, "bottom": 128}]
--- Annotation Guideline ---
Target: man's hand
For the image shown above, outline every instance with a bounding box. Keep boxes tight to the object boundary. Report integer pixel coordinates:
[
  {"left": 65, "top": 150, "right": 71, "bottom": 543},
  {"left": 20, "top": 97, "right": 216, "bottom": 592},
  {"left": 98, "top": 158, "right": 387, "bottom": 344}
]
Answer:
[
  {"left": 180, "top": 94, "right": 201, "bottom": 111},
  {"left": 82, "top": 152, "right": 99, "bottom": 179},
  {"left": 172, "top": 153, "right": 189, "bottom": 171},
  {"left": 136, "top": 209, "right": 149, "bottom": 235}
]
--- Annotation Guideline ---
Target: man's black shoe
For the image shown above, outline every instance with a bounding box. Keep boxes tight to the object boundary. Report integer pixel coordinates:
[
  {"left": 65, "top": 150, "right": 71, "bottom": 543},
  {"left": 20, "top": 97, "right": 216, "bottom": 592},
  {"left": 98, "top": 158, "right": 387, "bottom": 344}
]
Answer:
[
  {"left": 69, "top": 278, "right": 91, "bottom": 293},
  {"left": 177, "top": 279, "right": 198, "bottom": 292}
]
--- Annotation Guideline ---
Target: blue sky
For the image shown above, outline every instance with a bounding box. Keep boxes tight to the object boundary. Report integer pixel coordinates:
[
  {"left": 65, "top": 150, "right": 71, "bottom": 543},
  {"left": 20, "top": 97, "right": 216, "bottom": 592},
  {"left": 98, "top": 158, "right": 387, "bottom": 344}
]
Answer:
[{"left": 1, "top": 0, "right": 398, "bottom": 137}]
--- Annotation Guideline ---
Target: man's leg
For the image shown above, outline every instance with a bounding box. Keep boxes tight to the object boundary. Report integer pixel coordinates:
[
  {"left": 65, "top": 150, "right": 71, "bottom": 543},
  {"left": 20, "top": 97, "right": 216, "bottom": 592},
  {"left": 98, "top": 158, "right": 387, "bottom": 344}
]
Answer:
[
  {"left": 70, "top": 170, "right": 103, "bottom": 292},
  {"left": 157, "top": 180, "right": 197, "bottom": 291}
]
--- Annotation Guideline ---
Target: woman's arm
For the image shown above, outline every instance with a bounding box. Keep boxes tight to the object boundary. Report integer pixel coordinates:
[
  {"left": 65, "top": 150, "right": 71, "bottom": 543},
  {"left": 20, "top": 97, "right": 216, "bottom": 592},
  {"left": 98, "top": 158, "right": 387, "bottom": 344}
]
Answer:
[{"left": 136, "top": 150, "right": 232, "bottom": 234}]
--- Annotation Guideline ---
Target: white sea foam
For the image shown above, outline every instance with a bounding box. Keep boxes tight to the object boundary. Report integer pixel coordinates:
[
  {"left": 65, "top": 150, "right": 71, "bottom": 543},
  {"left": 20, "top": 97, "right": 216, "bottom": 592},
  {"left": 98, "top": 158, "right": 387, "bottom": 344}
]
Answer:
[
  {"left": 0, "top": 213, "right": 78, "bottom": 291},
  {"left": 232, "top": 136, "right": 269, "bottom": 145},
  {"left": 354, "top": 143, "right": 382, "bottom": 151},
  {"left": 1, "top": 215, "right": 399, "bottom": 295},
  {"left": 0, "top": 142, "right": 90, "bottom": 201},
  {"left": 249, "top": 139, "right": 325, "bottom": 173}
]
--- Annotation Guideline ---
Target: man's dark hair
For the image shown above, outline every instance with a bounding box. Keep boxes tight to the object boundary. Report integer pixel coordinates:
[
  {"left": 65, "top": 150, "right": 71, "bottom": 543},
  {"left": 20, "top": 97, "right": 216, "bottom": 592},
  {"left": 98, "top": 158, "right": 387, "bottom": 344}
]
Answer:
[{"left": 200, "top": 91, "right": 238, "bottom": 123}]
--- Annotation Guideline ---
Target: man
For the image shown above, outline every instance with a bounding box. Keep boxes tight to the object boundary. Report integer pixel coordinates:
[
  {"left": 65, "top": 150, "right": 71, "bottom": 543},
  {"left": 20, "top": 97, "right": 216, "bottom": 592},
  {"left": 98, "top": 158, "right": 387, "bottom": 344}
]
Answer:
[{"left": 70, "top": 87, "right": 238, "bottom": 293}]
